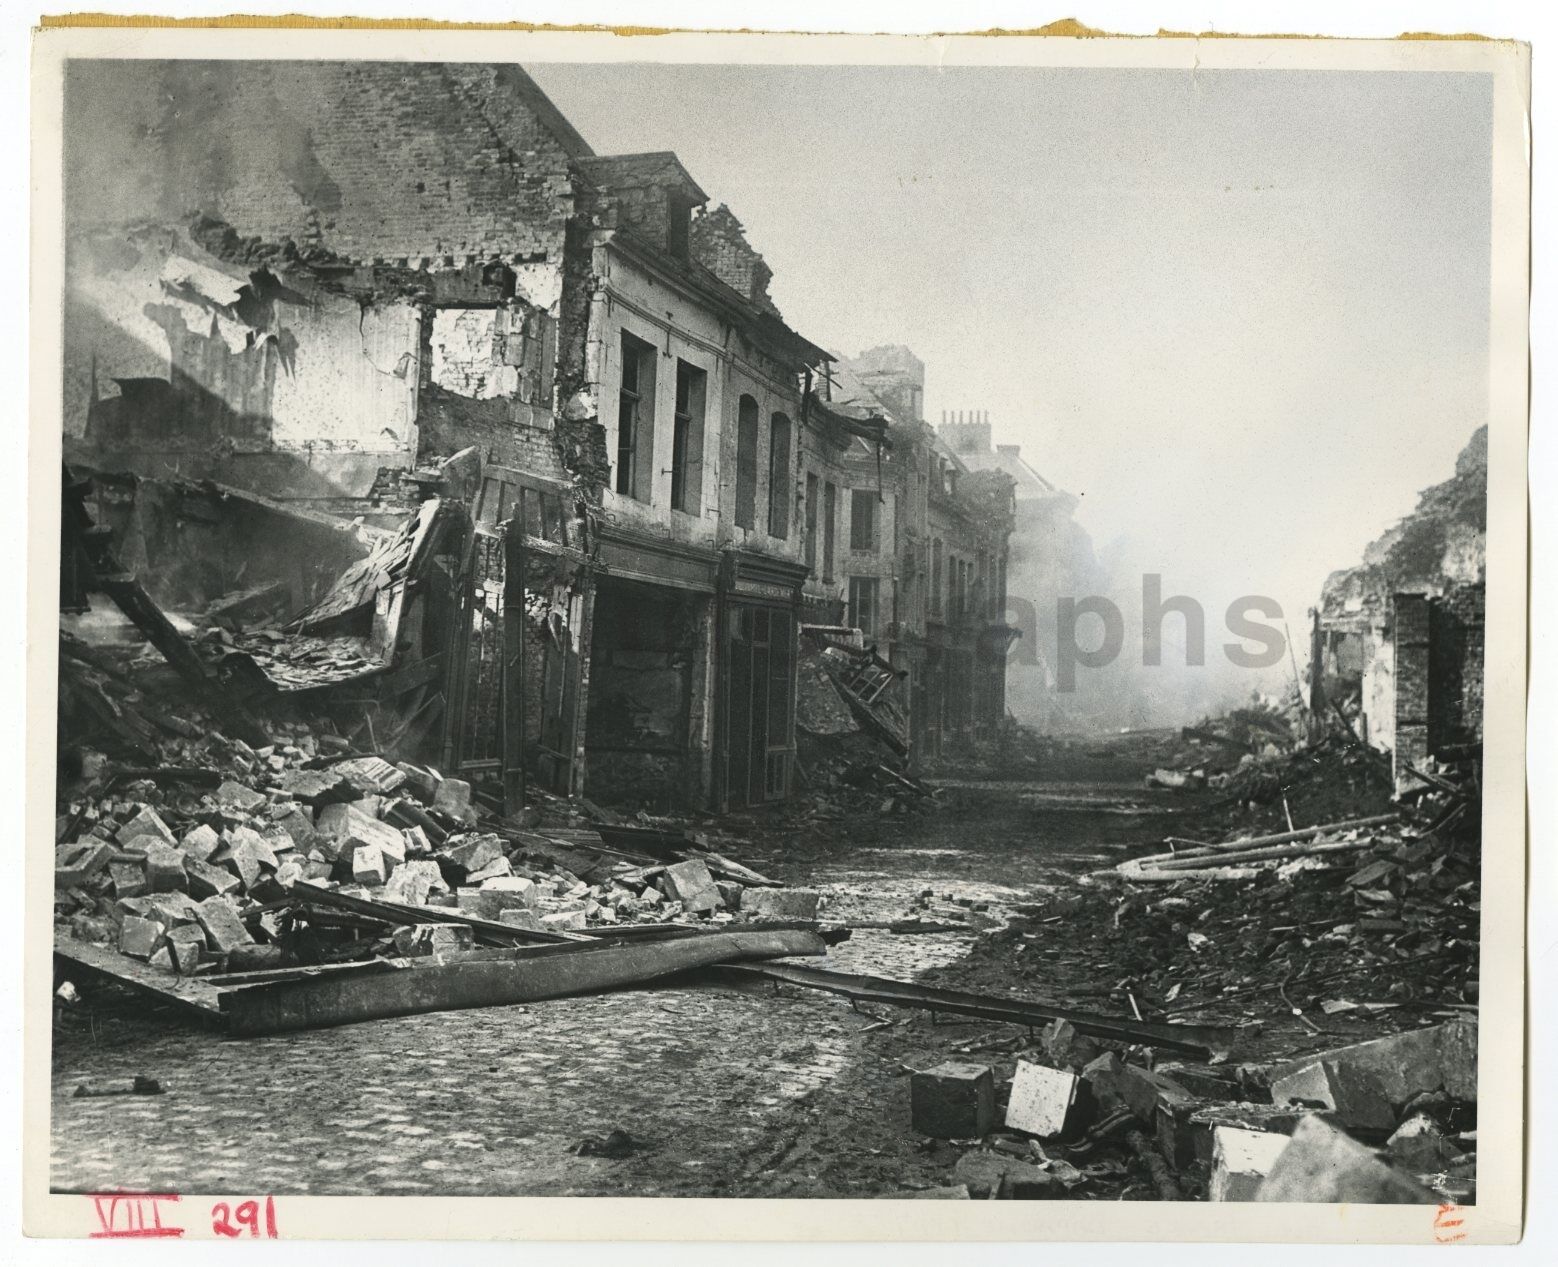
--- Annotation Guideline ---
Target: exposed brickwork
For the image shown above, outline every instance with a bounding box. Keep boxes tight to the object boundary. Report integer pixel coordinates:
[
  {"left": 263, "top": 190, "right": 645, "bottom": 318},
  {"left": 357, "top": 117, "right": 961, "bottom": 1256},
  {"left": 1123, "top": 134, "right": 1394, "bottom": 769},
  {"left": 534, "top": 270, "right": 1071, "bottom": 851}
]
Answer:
[
  {"left": 690, "top": 204, "right": 778, "bottom": 315},
  {"left": 68, "top": 61, "right": 583, "bottom": 270}
]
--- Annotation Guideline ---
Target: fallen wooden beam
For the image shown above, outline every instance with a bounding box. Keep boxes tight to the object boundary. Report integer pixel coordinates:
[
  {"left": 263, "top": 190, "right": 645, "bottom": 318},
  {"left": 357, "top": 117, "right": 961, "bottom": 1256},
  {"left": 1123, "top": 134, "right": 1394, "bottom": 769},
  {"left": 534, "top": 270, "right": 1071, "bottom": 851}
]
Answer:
[
  {"left": 54, "top": 935, "right": 225, "bottom": 1022},
  {"left": 220, "top": 928, "right": 827, "bottom": 1035},
  {"left": 710, "top": 962, "right": 1231, "bottom": 1058},
  {"left": 289, "top": 880, "right": 591, "bottom": 945}
]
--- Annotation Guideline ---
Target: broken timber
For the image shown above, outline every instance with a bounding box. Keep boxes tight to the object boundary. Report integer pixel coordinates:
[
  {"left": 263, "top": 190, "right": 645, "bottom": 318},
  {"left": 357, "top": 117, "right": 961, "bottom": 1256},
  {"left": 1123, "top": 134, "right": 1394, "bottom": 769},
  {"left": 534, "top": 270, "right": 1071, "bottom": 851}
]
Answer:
[
  {"left": 221, "top": 928, "right": 827, "bottom": 1035},
  {"left": 712, "top": 962, "right": 1230, "bottom": 1058},
  {"left": 54, "top": 934, "right": 225, "bottom": 1023}
]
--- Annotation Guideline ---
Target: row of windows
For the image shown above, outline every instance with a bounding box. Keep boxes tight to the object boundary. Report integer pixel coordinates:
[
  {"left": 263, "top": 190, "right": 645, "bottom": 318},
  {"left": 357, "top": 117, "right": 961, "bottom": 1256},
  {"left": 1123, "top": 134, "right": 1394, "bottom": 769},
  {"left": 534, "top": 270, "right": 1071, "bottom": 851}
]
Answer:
[{"left": 615, "top": 330, "right": 792, "bottom": 537}]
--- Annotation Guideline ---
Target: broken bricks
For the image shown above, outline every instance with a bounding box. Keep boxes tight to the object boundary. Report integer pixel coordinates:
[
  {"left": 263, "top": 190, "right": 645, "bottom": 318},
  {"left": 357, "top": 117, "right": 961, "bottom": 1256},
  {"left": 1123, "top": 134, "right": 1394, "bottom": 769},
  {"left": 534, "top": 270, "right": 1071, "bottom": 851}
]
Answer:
[{"left": 911, "top": 1061, "right": 996, "bottom": 1138}]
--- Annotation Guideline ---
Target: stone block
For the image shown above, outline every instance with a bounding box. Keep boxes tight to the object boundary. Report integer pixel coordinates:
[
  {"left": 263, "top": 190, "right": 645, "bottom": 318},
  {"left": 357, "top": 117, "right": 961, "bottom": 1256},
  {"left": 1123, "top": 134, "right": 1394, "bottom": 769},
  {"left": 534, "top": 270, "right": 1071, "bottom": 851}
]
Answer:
[
  {"left": 194, "top": 895, "right": 253, "bottom": 954},
  {"left": 184, "top": 856, "right": 242, "bottom": 899},
  {"left": 716, "top": 880, "right": 743, "bottom": 910},
  {"left": 542, "top": 909, "right": 588, "bottom": 930},
  {"left": 1209, "top": 1126, "right": 1293, "bottom": 1201},
  {"left": 144, "top": 891, "right": 201, "bottom": 927},
  {"left": 1387, "top": 1114, "right": 1458, "bottom": 1172},
  {"left": 1040, "top": 1019, "right": 1103, "bottom": 1071},
  {"left": 741, "top": 887, "right": 821, "bottom": 921},
  {"left": 55, "top": 839, "right": 115, "bottom": 887},
  {"left": 659, "top": 859, "right": 721, "bottom": 915},
  {"left": 149, "top": 945, "right": 175, "bottom": 973},
  {"left": 432, "top": 777, "right": 472, "bottom": 817},
  {"left": 1164, "top": 1101, "right": 1303, "bottom": 1170},
  {"left": 1255, "top": 1115, "right": 1437, "bottom": 1203},
  {"left": 169, "top": 937, "right": 202, "bottom": 975},
  {"left": 912, "top": 1061, "right": 996, "bottom": 1138},
  {"left": 951, "top": 1151, "right": 1057, "bottom": 1200},
  {"left": 166, "top": 922, "right": 207, "bottom": 953},
  {"left": 108, "top": 861, "right": 147, "bottom": 899},
  {"left": 444, "top": 834, "right": 503, "bottom": 875},
  {"left": 1006, "top": 1061, "right": 1082, "bottom": 1138},
  {"left": 480, "top": 876, "right": 537, "bottom": 908},
  {"left": 352, "top": 842, "right": 392, "bottom": 886},
  {"left": 117, "top": 806, "right": 174, "bottom": 845},
  {"left": 117, "top": 834, "right": 167, "bottom": 858},
  {"left": 315, "top": 802, "right": 404, "bottom": 860},
  {"left": 1273, "top": 1021, "right": 1479, "bottom": 1108},
  {"left": 1270, "top": 1058, "right": 1396, "bottom": 1135},
  {"left": 215, "top": 780, "right": 268, "bottom": 813},
  {"left": 179, "top": 823, "right": 222, "bottom": 861},
  {"left": 1082, "top": 1051, "right": 1189, "bottom": 1123},
  {"left": 467, "top": 856, "right": 512, "bottom": 883},
  {"left": 898, "top": 1186, "right": 971, "bottom": 1199},
  {"left": 143, "top": 843, "right": 190, "bottom": 893},
  {"left": 402, "top": 825, "right": 434, "bottom": 857},
  {"left": 112, "top": 895, "right": 154, "bottom": 924},
  {"left": 118, "top": 915, "right": 164, "bottom": 959}
]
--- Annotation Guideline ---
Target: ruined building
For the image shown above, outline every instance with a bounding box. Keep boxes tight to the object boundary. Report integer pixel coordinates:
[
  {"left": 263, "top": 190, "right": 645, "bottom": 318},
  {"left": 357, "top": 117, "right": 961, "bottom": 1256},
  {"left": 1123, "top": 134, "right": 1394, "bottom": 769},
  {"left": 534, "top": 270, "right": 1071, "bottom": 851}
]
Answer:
[
  {"left": 936, "top": 411, "right": 1109, "bottom": 732},
  {"left": 62, "top": 61, "right": 1015, "bottom": 813},
  {"left": 1316, "top": 427, "right": 1487, "bottom": 790}
]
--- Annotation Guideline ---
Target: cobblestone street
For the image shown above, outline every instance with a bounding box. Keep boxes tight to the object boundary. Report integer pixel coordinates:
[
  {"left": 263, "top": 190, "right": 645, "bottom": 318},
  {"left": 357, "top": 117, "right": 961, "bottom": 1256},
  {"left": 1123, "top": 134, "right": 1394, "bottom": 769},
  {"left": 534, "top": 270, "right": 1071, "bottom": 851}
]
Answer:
[{"left": 52, "top": 776, "right": 1164, "bottom": 1198}]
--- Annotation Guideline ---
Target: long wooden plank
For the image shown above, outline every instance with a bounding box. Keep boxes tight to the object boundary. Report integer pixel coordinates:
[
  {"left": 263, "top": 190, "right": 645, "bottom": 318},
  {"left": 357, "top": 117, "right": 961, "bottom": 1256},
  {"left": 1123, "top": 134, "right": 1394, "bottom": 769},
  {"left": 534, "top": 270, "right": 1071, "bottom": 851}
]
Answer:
[
  {"left": 713, "top": 962, "right": 1233, "bottom": 1058},
  {"left": 54, "top": 935, "right": 225, "bottom": 1021},
  {"left": 221, "top": 928, "right": 827, "bottom": 1036}
]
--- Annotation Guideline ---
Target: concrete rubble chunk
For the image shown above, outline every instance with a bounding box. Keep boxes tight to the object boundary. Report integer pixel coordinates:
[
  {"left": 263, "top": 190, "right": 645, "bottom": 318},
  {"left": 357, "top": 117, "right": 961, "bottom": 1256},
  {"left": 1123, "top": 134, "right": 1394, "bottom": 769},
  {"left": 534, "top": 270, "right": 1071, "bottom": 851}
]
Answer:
[
  {"left": 1082, "top": 1051, "right": 1189, "bottom": 1123},
  {"left": 168, "top": 937, "right": 202, "bottom": 975},
  {"left": 149, "top": 945, "right": 175, "bottom": 973},
  {"left": 217, "top": 832, "right": 264, "bottom": 889},
  {"left": 659, "top": 859, "right": 721, "bottom": 915},
  {"left": 1269, "top": 1058, "right": 1396, "bottom": 1134},
  {"left": 497, "top": 909, "right": 548, "bottom": 931},
  {"left": 542, "top": 910, "right": 588, "bottom": 931},
  {"left": 1387, "top": 1114, "right": 1458, "bottom": 1172},
  {"left": 432, "top": 777, "right": 472, "bottom": 818},
  {"left": 145, "top": 891, "right": 201, "bottom": 926},
  {"left": 185, "top": 856, "right": 241, "bottom": 899},
  {"left": 315, "top": 801, "right": 405, "bottom": 861},
  {"left": 715, "top": 880, "right": 743, "bottom": 910},
  {"left": 911, "top": 1062, "right": 996, "bottom": 1138},
  {"left": 179, "top": 823, "right": 222, "bottom": 861},
  {"left": 466, "top": 856, "right": 512, "bottom": 883},
  {"left": 118, "top": 915, "right": 164, "bottom": 959},
  {"left": 143, "top": 843, "right": 191, "bottom": 893},
  {"left": 444, "top": 835, "right": 503, "bottom": 875},
  {"left": 1040, "top": 1018, "right": 1102, "bottom": 1071},
  {"left": 1265, "top": 1020, "right": 1477, "bottom": 1109},
  {"left": 215, "top": 780, "right": 268, "bottom": 813},
  {"left": 741, "top": 887, "right": 821, "bottom": 921},
  {"left": 108, "top": 861, "right": 148, "bottom": 899},
  {"left": 480, "top": 875, "right": 537, "bottom": 907},
  {"left": 352, "top": 842, "right": 392, "bottom": 886},
  {"left": 952, "top": 1151, "right": 1056, "bottom": 1200},
  {"left": 230, "top": 825, "right": 278, "bottom": 870},
  {"left": 1209, "top": 1125, "right": 1293, "bottom": 1201},
  {"left": 194, "top": 895, "right": 254, "bottom": 954},
  {"left": 56, "top": 839, "right": 114, "bottom": 887},
  {"left": 1256, "top": 1115, "right": 1439, "bottom": 1203},
  {"left": 117, "top": 806, "right": 174, "bottom": 845},
  {"left": 1165, "top": 1102, "right": 1303, "bottom": 1169},
  {"left": 1006, "top": 1061, "right": 1082, "bottom": 1138}
]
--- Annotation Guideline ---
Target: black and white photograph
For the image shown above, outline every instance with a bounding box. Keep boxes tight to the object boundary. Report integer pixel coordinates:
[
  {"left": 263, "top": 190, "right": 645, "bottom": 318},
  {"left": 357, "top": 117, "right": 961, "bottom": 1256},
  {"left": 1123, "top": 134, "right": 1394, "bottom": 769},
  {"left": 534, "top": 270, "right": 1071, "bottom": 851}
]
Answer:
[{"left": 22, "top": 15, "right": 1531, "bottom": 1246}]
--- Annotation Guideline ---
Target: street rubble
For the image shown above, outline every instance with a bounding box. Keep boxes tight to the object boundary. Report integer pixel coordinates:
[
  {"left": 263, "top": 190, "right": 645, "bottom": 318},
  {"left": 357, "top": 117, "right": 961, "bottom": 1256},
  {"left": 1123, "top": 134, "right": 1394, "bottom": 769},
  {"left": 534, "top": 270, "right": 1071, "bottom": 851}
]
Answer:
[{"left": 53, "top": 533, "right": 1480, "bottom": 1203}]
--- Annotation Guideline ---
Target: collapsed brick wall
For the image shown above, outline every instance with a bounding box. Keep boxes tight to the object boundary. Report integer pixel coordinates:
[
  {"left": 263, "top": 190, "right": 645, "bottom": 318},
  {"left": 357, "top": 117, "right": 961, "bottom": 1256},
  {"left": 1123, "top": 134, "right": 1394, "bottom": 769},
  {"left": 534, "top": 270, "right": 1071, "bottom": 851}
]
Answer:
[{"left": 67, "top": 61, "right": 581, "bottom": 275}]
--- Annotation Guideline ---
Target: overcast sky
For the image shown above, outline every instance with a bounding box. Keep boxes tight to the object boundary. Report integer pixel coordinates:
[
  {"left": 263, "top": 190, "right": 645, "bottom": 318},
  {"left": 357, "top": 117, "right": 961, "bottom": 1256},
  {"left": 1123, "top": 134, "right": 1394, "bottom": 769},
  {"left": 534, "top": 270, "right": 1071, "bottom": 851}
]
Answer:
[{"left": 528, "top": 63, "right": 1492, "bottom": 645}]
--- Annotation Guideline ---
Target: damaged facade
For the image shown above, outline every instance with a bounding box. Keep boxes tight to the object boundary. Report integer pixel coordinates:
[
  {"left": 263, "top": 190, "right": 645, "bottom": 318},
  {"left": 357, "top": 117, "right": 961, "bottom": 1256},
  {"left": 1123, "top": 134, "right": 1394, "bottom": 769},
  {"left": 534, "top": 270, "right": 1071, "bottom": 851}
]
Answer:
[
  {"left": 1315, "top": 427, "right": 1487, "bottom": 791},
  {"left": 62, "top": 62, "right": 1016, "bottom": 815}
]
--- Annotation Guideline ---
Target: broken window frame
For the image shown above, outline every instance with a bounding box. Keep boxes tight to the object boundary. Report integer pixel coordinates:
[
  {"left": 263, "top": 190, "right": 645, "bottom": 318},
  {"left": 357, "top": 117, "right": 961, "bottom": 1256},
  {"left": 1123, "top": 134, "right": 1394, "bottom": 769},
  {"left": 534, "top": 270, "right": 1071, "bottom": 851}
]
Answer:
[
  {"left": 734, "top": 394, "right": 760, "bottom": 529},
  {"left": 804, "top": 472, "right": 819, "bottom": 571},
  {"left": 616, "top": 331, "right": 657, "bottom": 502},
  {"left": 849, "top": 487, "right": 877, "bottom": 553},
  {"left": 767, "top": 412, "right": 792, "bottom": 539},
  {"left": 671, "top": 359, "right": 706, "bottom": 515},
  {"left": 848, "top": 575, "right": 880, "bottom": 639},
  {"left": 822, "top": 480, "right": 838, "bottom": 583}
]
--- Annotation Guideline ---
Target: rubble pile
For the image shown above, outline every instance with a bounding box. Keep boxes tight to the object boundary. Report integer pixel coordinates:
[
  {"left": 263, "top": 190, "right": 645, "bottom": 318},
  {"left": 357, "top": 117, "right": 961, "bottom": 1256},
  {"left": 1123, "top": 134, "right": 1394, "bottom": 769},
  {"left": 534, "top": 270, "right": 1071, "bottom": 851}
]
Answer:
[
  {"left": 905, "top": 1018, "right": 1475, "bottom": 1202},
  {"left": 54, "top": 688, "right": 793, "bottom": 984}
]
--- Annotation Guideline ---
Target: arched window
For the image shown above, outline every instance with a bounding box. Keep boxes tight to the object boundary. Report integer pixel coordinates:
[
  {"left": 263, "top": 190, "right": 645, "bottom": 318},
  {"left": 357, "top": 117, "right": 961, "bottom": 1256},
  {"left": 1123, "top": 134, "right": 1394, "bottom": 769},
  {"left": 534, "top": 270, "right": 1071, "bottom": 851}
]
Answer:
[
  {"left": 767, "top": 412, "right": 792, "bottom": 538},
  {"left": 734, "top": 395, "right": 759, "bottom": 529}
]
